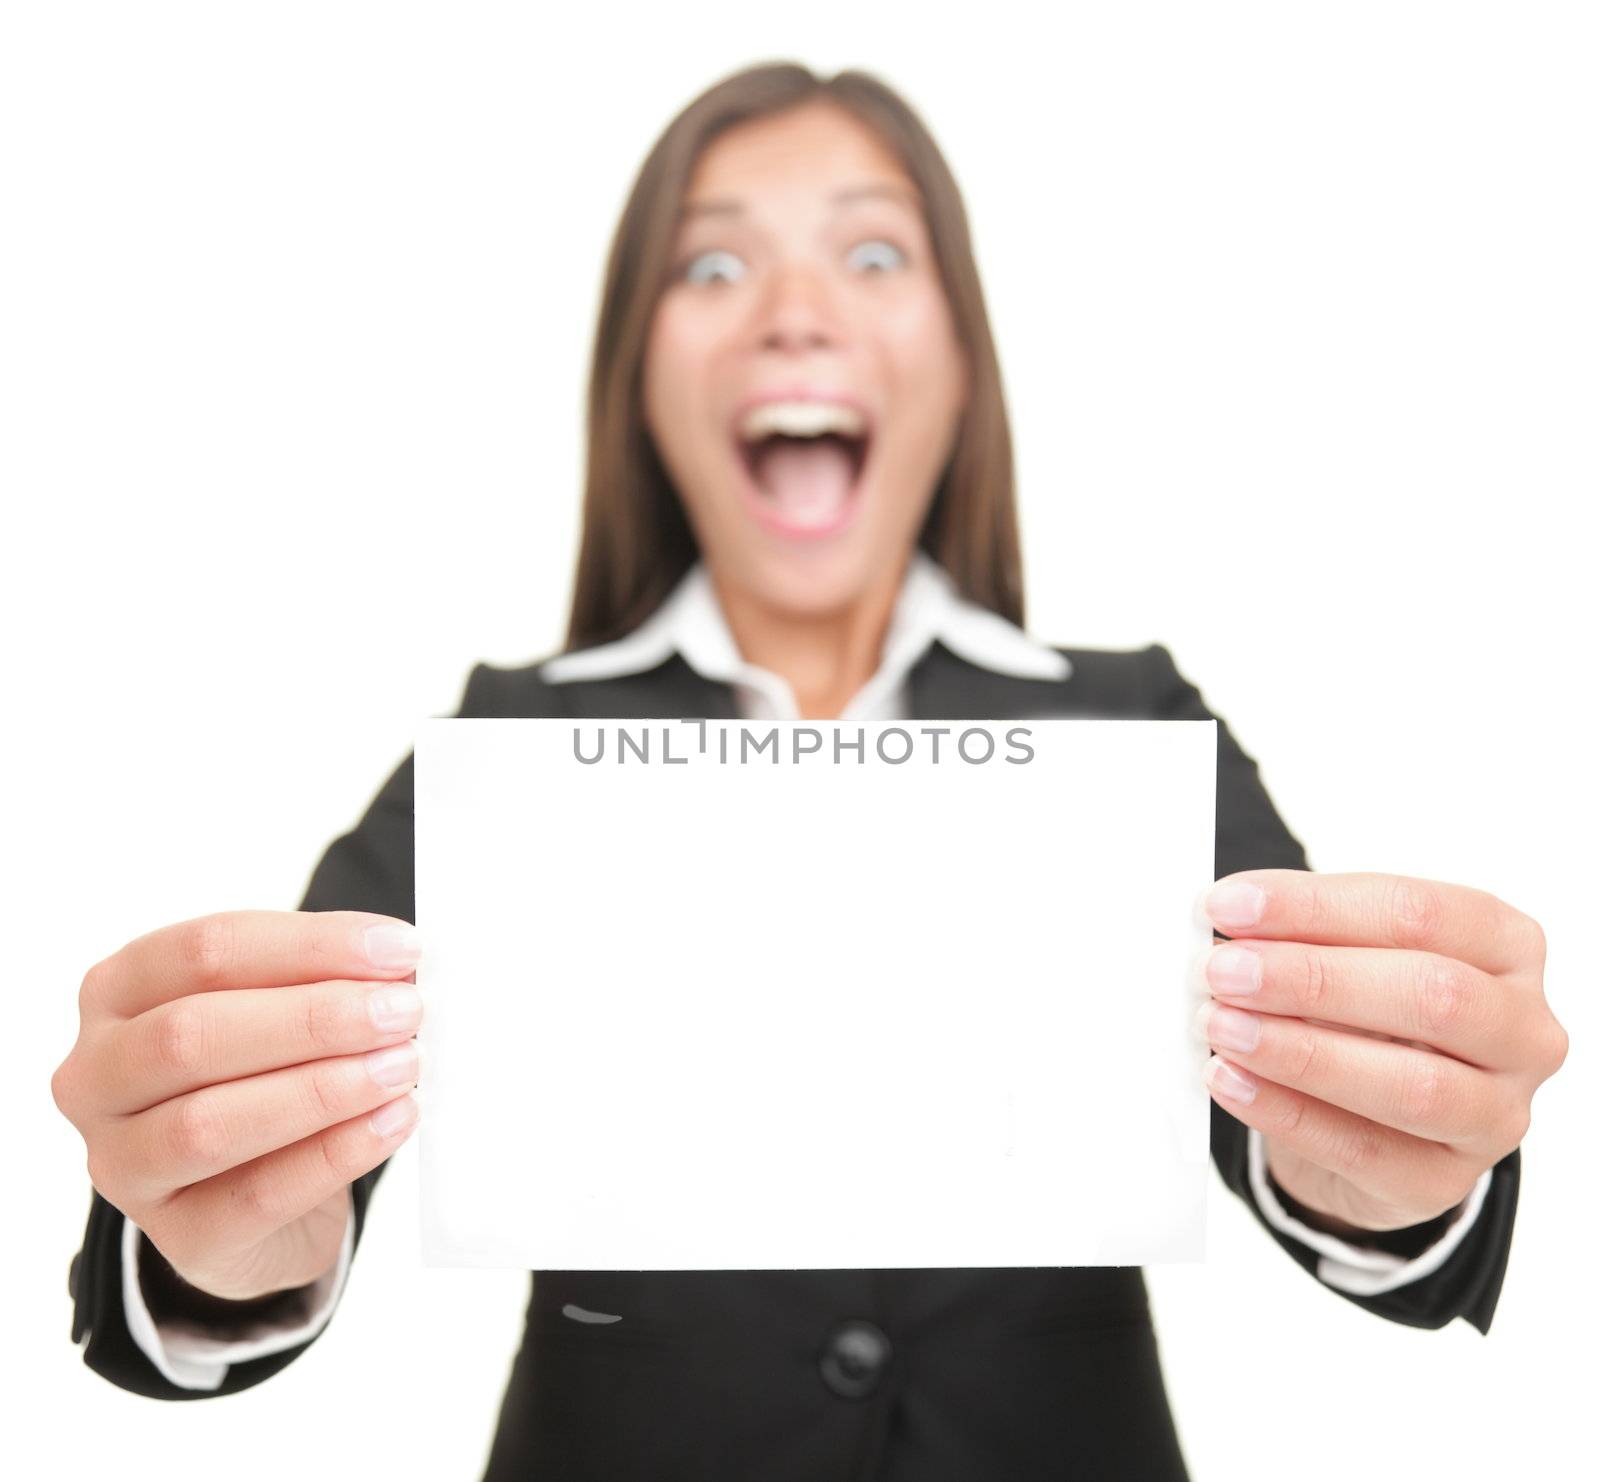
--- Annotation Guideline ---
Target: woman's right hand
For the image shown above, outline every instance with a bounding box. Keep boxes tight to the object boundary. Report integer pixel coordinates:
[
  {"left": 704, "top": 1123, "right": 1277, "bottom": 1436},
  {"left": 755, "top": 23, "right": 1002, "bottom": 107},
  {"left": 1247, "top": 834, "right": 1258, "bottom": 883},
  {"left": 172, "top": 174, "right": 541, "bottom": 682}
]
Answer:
[{"left": 52, "top": 910, "right": 424, "bottom": 1301}]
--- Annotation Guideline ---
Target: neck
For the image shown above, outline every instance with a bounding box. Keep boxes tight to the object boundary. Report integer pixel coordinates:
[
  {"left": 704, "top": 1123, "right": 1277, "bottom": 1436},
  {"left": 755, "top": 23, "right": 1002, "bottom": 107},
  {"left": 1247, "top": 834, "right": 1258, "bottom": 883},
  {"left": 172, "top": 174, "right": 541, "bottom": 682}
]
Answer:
[{"left": 709, "top": 555, "right": 910, "bottom": 720}]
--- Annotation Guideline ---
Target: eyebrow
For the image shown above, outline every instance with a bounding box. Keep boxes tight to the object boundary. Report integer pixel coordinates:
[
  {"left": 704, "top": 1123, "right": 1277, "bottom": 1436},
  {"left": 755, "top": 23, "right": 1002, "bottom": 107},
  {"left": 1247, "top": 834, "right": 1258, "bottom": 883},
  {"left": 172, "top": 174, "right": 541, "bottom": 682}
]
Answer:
[{"left": 679, "top": 182, "right": 922, "bottom": 220}]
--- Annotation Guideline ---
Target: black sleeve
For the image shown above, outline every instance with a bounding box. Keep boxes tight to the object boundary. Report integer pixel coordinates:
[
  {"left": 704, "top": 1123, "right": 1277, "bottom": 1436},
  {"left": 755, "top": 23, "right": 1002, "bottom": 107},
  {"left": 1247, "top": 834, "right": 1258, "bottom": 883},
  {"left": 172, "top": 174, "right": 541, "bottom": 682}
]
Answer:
[
  {"left": 1142, "top": 643, "right": 1520, "bottom": 1335},
  {"left": 66, "top": 666, "right": 502, "bottom": 1399}
]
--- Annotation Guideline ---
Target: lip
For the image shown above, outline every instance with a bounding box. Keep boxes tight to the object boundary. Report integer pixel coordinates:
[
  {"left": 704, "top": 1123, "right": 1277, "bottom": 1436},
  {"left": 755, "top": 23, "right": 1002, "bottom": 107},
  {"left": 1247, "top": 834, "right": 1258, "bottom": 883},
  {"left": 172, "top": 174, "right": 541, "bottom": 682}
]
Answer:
[
  {"left": 728, "top": 387, "right": 874, "bottom": 542},
  {"left": 729, "top": 385, "right": 874, "bottom": 428}
]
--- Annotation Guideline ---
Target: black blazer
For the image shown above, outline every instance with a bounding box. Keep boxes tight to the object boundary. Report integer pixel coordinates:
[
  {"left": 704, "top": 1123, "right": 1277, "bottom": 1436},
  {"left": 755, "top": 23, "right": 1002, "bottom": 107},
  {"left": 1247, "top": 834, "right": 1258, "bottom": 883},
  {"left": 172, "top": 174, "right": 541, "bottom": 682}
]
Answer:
[{"left": 68, "top": 640, "right": 1520, "bottom": 1482}]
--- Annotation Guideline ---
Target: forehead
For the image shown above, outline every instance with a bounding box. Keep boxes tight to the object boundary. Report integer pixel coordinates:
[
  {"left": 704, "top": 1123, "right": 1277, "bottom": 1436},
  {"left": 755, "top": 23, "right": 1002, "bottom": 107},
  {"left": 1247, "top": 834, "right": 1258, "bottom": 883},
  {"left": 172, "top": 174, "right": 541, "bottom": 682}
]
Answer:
[{"left": 684, "top": 100, "right": 917, "bottom": 204}]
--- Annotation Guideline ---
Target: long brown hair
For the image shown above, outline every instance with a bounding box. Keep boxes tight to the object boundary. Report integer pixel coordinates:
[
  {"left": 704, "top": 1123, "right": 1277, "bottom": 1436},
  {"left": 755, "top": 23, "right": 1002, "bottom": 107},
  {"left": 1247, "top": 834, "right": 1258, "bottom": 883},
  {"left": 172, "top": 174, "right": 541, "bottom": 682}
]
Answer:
[{"left": 565, "top": 61, "right": 1024, "bottom": 651}]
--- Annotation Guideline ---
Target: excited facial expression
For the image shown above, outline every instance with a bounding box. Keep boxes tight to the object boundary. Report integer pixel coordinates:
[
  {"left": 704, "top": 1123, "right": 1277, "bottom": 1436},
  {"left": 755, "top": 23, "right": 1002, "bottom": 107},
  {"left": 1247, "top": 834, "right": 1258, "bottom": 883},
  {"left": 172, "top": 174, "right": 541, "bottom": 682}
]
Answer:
[{"left": 643, "top": 99, "right": 971, "bottom": 619}]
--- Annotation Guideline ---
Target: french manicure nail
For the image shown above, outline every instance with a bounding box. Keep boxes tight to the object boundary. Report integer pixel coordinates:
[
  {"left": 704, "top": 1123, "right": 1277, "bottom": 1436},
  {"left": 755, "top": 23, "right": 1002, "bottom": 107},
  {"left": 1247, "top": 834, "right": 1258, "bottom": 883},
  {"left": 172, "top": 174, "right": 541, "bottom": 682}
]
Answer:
[
  {"left": 1197, "top": 1001, "right": 1262, "bottom": 1053},
  {"left": 368, "top": 985, "right": 423, "bottom": 1034},
  {"left": 363, "top": 922, "right": 422, "bottom": 970},
  {"left": 366, "top": 1043, "right": 419, "bottom": 1088},
  {"left": 1205, "top": 879, "right": 1267, "bottom": 931},
  {"left": 1207, "top": 944, "right": 1262, "bottom": 996},
  {"left": 1205, "top": 1055, "right": 1258, "bottom": 1104},
  {"left": 370, "top": 1095, "right": 419, "bottom": 1138}
]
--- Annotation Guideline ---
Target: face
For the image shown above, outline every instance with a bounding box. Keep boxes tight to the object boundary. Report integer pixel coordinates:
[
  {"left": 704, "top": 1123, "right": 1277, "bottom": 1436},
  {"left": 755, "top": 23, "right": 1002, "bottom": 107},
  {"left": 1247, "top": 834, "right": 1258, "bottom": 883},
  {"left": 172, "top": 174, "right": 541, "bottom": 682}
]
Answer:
[{"left": 643, "top": 99, "right": 970, "bottom": 619}]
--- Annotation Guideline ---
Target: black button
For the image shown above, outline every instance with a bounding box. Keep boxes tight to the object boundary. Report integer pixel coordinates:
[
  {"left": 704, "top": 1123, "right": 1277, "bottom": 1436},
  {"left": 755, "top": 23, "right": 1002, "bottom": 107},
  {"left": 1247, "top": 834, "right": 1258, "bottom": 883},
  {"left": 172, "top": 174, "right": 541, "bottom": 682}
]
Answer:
[{"left": 818, "top": 1318, "right": 892, "bottom": 1399}]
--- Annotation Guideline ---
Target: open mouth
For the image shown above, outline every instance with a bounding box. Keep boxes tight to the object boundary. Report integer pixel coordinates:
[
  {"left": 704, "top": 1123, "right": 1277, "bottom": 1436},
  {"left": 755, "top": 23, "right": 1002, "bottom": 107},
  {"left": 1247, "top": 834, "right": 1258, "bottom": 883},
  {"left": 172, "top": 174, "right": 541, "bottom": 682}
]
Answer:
[{"left": 732, "top": 399, "right": 871, "bottom": 538}]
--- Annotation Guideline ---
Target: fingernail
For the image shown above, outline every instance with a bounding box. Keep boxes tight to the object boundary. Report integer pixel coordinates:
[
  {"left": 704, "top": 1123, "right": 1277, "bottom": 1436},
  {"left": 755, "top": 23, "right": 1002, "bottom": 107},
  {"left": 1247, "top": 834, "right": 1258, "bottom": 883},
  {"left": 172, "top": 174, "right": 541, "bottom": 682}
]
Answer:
[
  {"left": 1205, "top": 879, "right": 1267, "bottom": 931},
  {"left": 1196, "top": 1000, "right": 1262, "bottom": 1053},
  {"left": 368, "top": 985, "right": 423, "bottom": 1034},
  {"left": 363, "top": 922, "right": 422, "bottom": 970},
  {"left": 366, "top": 1043, "right": 419, "bottom": 1088},
  {"left": 1207, "top": 944, "right": 1262, "bottom": 996},
  {"left": 1205, "top": 1055, "right": 1258, "bottom": 1104},
  {"left": 370, "top": 1094, "right": 419, "bottom": 1138}
]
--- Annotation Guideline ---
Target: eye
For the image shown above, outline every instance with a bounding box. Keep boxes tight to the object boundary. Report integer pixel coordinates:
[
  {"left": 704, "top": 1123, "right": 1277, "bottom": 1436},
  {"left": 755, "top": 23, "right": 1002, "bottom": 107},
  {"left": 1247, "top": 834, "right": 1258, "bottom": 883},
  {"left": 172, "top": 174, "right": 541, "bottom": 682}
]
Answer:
[
  {"left": 682, "top": 249, "right": 746, "bottom": 286},
  {"left": 847, "top": 238, "right": 907, "bottom": 274}
]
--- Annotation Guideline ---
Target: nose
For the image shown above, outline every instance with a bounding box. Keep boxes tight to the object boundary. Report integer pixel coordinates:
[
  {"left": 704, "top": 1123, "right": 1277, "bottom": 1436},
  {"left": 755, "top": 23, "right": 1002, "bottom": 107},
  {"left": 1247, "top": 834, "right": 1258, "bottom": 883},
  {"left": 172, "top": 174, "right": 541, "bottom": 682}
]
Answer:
[{"left": 754, "top": 262, "right": 844, "bottom": 355}]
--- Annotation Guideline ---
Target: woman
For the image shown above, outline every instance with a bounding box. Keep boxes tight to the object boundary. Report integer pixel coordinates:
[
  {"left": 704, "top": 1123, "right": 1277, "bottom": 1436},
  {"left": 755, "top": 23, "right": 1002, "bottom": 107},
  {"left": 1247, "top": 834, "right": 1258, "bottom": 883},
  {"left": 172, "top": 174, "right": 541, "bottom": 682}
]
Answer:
[{"left": 53, "top": 62, "right": 1565, "bottom": 1480}]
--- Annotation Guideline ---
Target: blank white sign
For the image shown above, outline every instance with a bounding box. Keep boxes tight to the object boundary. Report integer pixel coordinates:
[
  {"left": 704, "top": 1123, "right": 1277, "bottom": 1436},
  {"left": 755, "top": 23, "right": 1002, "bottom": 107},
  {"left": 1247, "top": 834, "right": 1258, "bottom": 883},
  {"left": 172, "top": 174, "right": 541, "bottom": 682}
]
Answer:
[{"left": 414, "top": 717, "right": 1216, "bottom": 1270}]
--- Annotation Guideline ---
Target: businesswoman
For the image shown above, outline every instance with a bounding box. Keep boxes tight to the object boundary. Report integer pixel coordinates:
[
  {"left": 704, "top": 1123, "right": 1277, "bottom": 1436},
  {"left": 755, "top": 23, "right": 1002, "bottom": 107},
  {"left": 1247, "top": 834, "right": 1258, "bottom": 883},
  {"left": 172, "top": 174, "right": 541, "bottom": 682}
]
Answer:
[{"left": 54, "top": 62, "right": 1566, "bottom": 1480}]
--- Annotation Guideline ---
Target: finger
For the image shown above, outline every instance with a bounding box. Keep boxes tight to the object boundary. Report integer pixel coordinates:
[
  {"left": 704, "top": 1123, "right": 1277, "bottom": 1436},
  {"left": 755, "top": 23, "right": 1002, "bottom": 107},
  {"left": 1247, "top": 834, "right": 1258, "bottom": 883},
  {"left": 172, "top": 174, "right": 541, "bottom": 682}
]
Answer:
[
  {"left": 1201, "top": 1054, "right": 1477, "bottom": 1223},
  {"left": 105, "top": 1044, "right": 421, "bottom": 1195},
  {"left": 82, "top": 910, "right": 423, "bottom": 1018},
  {"left": 98, "top": 979, "right": 424, "bottom": 1112},
  {"left": 160, "top": 1096, "right": 418, "bottom": 1266},
  {"left": 1202, "top": 940, "right": 1517, "bottom": 1071},
  {"left": 1195, "top": 1000, "right": 1513, "bottom": 1151},
  {"left": 1202, "top": 870, "right": 1542, "bottom": 977}
]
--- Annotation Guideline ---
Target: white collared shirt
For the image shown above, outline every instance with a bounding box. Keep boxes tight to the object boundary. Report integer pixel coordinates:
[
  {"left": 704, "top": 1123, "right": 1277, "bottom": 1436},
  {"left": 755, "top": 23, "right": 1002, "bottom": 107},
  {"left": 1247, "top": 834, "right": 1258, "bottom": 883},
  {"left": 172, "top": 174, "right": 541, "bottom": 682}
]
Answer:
[
  {"left": 539, "top": 549, "right": 1073, "bottom": 718},
  {"left": 123, "top": 549, "right": 1488, "bottom": 1388}
]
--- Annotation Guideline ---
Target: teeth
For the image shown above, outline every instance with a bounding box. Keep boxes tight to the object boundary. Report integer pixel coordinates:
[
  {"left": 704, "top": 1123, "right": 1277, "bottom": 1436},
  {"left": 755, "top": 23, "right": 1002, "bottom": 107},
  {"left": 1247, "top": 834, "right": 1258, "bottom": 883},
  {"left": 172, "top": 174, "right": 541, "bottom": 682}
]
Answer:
[{"left": 737, "top": 400, "right": 866, "bottom": 443}]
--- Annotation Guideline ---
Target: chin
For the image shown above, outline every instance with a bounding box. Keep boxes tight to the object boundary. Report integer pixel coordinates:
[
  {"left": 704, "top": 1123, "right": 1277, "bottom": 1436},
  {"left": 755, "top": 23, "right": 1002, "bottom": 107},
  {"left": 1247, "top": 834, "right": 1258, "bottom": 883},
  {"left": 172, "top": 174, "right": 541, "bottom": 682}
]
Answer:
[{"left": 733, "top": 533, "right": 904, "bottom": 619}]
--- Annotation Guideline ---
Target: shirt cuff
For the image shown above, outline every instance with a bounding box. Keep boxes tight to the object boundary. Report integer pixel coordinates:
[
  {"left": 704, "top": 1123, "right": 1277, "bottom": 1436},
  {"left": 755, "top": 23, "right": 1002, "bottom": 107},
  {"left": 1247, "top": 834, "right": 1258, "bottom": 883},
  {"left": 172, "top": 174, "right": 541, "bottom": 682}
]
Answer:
[
  {"left": 1246, "top": 1127, "right": 1494, "bottom": 1296},
  {"left": 121, "top": 1191, "right": 356, "bottom": 1391}
]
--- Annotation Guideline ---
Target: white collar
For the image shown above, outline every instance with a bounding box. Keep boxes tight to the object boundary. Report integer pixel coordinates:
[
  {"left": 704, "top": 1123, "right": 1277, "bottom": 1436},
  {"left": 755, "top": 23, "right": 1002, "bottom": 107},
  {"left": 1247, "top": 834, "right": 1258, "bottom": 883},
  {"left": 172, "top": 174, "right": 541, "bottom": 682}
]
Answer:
[{"left": 540, "top": 550, "right": 1071, "bottom": 719}]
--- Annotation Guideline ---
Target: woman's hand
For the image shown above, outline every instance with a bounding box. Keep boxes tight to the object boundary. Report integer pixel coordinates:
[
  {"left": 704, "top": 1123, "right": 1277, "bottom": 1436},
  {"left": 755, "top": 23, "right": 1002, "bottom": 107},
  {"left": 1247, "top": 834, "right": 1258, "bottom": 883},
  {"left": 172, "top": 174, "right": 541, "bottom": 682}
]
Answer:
[
  {"left": 1196, "top": 870, "right": 1566, "bottom": 1236},
  {"left": 52, "top": 910, "right": 424, "bottom": 1301}
]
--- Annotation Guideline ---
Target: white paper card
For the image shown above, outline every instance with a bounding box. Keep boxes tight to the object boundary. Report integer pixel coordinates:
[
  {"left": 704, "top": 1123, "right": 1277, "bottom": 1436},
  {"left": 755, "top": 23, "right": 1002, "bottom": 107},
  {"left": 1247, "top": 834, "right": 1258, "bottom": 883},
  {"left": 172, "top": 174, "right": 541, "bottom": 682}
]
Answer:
[{"left": 415, "top": 717, "right": 1216, "bottom": 1270}]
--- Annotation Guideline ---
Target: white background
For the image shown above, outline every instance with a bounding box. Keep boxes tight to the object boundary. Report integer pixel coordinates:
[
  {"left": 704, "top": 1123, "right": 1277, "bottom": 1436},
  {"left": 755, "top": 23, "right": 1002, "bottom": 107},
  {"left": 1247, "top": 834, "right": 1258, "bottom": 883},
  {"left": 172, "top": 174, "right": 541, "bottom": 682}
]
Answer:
[{"left": 3, "top": 2, "right": 1594, "bottom": 1477}]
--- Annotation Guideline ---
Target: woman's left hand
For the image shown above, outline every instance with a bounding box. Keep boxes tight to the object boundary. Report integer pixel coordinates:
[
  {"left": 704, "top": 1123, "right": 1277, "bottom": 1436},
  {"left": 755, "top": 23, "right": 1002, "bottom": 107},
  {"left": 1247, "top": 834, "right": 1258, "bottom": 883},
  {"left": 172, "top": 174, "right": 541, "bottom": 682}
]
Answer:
[{"left": 1196, "top": 870, "right": 1568, "bottom": 1235}]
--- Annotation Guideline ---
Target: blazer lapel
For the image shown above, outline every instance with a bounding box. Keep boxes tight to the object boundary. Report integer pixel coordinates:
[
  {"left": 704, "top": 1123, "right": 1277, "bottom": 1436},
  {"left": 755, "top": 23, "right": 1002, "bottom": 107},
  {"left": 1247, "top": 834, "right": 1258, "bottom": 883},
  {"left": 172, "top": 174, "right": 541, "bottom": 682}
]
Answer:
[
  {"left": 908, "top": 640, "right": 1079, "bottom": 720},
  {"left": 547, "top": 653, "right": 741, "bottom": 721}
]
